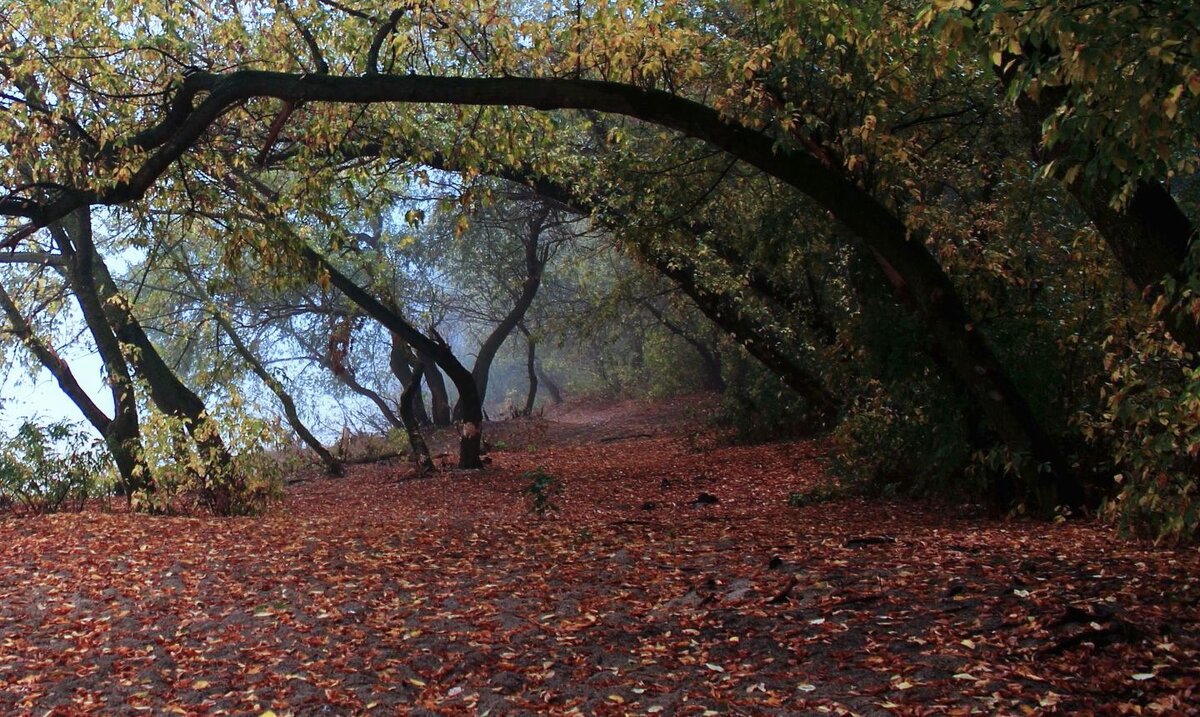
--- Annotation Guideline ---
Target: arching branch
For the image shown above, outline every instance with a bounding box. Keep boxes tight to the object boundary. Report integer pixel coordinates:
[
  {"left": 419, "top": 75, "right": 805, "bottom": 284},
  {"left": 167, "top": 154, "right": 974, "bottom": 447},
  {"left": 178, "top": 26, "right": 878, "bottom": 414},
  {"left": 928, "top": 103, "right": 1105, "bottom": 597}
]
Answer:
[{"left": 366, "top": 9, "right": 407, "bottom": 75}]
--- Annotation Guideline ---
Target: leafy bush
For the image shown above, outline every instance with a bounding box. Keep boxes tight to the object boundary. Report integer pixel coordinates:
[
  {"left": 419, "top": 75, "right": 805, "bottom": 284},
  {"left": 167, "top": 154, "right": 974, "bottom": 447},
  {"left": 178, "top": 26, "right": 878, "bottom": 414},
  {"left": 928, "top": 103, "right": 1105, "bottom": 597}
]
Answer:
[
  {"left": 0, "top": 421, "right": 110, "bottom": 515},
  {"left": 521, "top": 467, "right": 562, "bottom": 517},
  {"left": 131, "top": 398, "right": 283, "bottom": 516},
  {"left": 788, "top": 483, "right": 850, "bottom": 508},
  {"left": 828, "top": 379, "right": 975, "bottom": 500},
  {"left": 1085, "top": 325, "right": 1200, "bottom": 543},
  {"left": 715, "top": 357, "right": 812, "bottom": 442}
]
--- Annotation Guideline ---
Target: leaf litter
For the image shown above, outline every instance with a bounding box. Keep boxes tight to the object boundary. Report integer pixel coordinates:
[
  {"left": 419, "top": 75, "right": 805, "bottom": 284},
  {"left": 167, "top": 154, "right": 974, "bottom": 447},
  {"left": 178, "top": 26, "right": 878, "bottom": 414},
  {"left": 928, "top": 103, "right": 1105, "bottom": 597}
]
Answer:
[{"left": 0, "top": 397, "right": 1196, "bottom": 715}]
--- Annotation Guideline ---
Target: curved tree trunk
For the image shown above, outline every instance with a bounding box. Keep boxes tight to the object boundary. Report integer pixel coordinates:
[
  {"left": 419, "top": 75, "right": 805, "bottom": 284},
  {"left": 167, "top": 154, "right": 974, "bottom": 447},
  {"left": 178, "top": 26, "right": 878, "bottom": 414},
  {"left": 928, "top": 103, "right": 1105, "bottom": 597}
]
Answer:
[
  {"left": 0, "top": 278, "right": 150, "bottom": 493},
  {"left": 470, "top": 207, "right": 548, "bottom": 406},
  {"left": 67, "top": 213, "right": 243, "bottom": 514},
  {"left": 54, "top": 218, "right": 156, "bottom": 497},
  {"left": 400, "top": 360, "right": 435, "bottom": 473},
  {"left": 518, "top": 324, "right": 538, "bottom": 416},
  {"left": 972, "top": 5, "right": 1200, "bottom": 355},
  {"left": 336, "top": 365, "right": 406, "bottom": 431},
  {"left": 389, "top": 335, "right": 430, "bottom": 425},
  {"left": 212, "top": 169, "right": 482, "bottom": 468}
]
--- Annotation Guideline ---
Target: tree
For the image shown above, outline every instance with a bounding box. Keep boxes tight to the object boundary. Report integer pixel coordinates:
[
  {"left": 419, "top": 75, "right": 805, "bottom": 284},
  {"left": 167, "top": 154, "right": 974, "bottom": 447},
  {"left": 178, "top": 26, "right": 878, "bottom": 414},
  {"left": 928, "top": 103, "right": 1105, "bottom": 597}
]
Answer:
[
  {"left": 7, "top": 0, "right": 1199, "bottom": 524},
  {"left": 930, "top": 0, "right": 1200, "bottom": 352}
]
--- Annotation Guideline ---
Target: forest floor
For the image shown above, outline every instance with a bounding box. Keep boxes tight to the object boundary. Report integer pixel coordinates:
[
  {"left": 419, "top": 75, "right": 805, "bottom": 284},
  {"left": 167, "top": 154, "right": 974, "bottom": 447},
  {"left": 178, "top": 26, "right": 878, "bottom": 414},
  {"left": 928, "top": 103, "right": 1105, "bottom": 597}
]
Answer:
[{"left": 0, "top": 396, "right": 1197, "bottom": 715}]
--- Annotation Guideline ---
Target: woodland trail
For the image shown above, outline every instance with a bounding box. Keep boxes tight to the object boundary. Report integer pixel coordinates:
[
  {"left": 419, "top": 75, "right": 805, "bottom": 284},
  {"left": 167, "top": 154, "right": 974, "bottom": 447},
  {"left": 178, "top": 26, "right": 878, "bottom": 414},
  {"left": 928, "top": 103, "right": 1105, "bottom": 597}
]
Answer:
[{"left": 0, "top": 397, "right": 1196, "bottom": 715}]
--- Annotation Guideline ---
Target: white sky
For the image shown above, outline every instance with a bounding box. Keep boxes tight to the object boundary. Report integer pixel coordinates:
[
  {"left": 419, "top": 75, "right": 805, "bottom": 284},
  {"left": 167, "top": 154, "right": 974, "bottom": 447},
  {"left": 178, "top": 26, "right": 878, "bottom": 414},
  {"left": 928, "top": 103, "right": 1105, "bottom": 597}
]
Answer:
[{"left": 0, "top": 346, "right": 109, "bottom": 431}]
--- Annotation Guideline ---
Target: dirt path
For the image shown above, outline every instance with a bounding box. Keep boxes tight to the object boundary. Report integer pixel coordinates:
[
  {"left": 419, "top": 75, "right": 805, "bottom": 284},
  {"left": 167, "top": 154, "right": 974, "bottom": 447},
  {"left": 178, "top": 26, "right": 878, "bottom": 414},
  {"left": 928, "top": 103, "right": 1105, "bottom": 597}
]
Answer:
[{"left": 0, "top": 398, "right": 1196, "bottom": 715}]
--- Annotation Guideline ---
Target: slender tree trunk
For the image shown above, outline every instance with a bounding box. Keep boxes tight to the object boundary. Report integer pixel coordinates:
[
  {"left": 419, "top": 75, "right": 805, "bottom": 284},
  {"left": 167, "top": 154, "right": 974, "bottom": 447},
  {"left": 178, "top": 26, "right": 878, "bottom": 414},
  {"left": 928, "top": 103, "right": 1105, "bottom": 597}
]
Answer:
[
  {"left": 67, "top": 214, "right": 243, "bottom": 513},
  {"left": 400, "top": 360, "right": 435, "bottom": 472},
  {"left": 536, "top": 363, "right": 563, "bottom": 405},
  {"left": 174, "top": 260, "right": 343, "bottom": 475},
  {"left": 239, "top": 342, "right": 344, "bottom": 476},
  {"left": 518, "top": 324, "right": 538, "bottom": 415},
  {"left": 639, "top": 298, "right": 726, "bottom": 392},
  {"left": 0, "top": 279, "right": 150, "bottom": 493},
  {"left": 421, "top": 353, "right": 453, "bottom": 426},
  {"left": 389, "top": 335, "right": 430, "bottom": 425},
  {"left": 54, "top": 217, "right": 155, "bottom": 497},
  {"left": 470, "top": 208, "right": 548, "bottom": 405},
  {"left": 645, "top": 245, "right": 835, "bottom": 419},
  {"left": 334, "top": 365, "right": 406, "bottom": 430}
]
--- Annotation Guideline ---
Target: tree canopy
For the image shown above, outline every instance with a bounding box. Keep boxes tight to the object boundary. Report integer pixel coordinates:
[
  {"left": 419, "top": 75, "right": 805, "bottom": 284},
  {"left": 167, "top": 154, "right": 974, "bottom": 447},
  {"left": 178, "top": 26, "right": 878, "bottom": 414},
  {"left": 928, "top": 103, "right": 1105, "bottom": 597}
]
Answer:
[{"left": 0, "top": 0, "right": 1197, "bottom": 538}]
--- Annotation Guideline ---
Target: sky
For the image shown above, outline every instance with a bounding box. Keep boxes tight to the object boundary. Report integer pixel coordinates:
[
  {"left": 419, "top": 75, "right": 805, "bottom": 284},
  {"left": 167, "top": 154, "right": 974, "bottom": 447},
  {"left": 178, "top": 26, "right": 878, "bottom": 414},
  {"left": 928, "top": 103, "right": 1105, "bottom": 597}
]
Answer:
[{"left": 0, "top": 342, "right": 108, "bottom": 433}]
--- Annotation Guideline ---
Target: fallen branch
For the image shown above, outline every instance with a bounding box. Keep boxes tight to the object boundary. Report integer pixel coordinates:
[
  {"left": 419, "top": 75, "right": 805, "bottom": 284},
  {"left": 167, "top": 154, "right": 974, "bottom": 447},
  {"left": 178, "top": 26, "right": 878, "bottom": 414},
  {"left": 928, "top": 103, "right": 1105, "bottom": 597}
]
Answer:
[
  {"left": 343, "top": 450, "right": 406, "bottom": 465},
  {"left": 845, "top": 535, "right": 897, "bottom": 547},
  {"left": 600, "top": 432, "right": 655, "bottom": 443},
  {"left": 1039, "top": 621, "right": 1142, "bottom": 656}
]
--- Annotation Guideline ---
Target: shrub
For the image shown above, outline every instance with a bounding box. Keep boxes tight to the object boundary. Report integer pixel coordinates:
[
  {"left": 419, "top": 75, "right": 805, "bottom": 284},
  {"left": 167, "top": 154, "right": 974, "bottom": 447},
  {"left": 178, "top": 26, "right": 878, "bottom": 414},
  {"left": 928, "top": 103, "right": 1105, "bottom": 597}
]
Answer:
[
  {"left": 0, "top": 421, "right": 110, "bottom": 514},
  {"left": 827, "top": 378, "right": 976, "bottom": 499},
  {"left": 131, "top": 399, "right": 283, "bottom": 516},
  {"left": 1085, "top": 324, "right": 1200, "bottom": 543},
  {"left": 714, "top": 357, "right": 812, "bottom": 442},
  {"left": 787, "top": 484, "right": 847, "bottom": 508},
  {"left": 521, "top": 467, "right": 562, "bottom": 517}
]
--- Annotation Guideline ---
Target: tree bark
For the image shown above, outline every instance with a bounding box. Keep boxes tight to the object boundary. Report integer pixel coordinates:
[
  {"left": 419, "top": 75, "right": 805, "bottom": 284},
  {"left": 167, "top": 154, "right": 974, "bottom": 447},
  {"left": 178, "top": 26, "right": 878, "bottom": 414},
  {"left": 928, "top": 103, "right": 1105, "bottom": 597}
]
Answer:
[
  {"left": 518, "top": 324, "right": 538, "bottom": 416},
  {"left": 336, "top": 365, "right": 406, "bottom": 431},
  {"left": 0, "top": 278, "right": 150, "bottom": 493},
  {"left": 52, "top": 214, "right": 154, "bottom": 497},
  {"left": 67, "top": 215, "right": 243, "bottom": 513},
  {"left": 389, "top": 334, "right": 430, "bottom": 425},
  {"left": 213, "top": 172, "right": 481, "bottom": 467},
  {"left": 422, "top": 356, "right": 453, "bottom": 426},
  {"left": 400, "top": 360, "right": 435, "bottom": 473}
]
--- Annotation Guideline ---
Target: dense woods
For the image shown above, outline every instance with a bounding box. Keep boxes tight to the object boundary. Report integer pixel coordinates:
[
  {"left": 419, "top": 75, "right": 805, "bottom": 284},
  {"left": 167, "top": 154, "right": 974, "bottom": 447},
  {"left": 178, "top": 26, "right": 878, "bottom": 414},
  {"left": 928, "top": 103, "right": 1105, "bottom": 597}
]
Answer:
[
  {"left": 1, "top": 2, "right": 1200, "bottom": 713},
  {"left": 0, "top": 0, "right": 1196, "bottom": 536}
]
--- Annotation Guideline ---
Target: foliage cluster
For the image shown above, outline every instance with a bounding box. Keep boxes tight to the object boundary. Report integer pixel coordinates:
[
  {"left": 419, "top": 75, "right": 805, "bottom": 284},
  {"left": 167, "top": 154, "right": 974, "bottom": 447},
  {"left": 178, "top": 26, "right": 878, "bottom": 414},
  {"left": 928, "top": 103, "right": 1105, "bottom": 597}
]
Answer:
[
  {"left": 521, "top": 467, "right": 563, "bottom": 518},
  {"left": 0, "top": 0, "right": 1197, "bottom": 541},
  {"left": 1087, "top": 325, "right": 1200, "bottom": 542},
  {"left": 0, "top": 421, "right": 110, "bottom": 515},
  {"left": 130, "top": 403, "right": 283, "bottom": 517}
]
